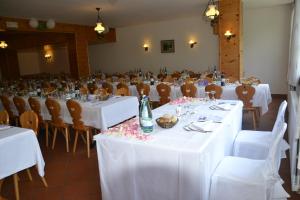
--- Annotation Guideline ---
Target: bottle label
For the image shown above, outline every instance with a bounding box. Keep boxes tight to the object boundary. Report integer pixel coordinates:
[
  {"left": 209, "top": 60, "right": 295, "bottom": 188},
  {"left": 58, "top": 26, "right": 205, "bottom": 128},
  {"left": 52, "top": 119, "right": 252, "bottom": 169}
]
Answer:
[{"left": 141, "top": 118, "right": 153, "bottom": 127}]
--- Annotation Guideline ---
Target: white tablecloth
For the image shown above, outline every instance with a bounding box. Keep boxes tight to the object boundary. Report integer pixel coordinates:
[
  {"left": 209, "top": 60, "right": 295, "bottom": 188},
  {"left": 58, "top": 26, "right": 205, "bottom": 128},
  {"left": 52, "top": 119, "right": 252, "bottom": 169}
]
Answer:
[
  {"left": 0, "top": 127, "right": 45, "bottom": 179},
  {"left": 128, "top": 84, "right": 271, "bottom": 115},
  {"left": 3, "top": 96, "right": 139, "bottom": 131},
  {"left": 94, "top": 100, "right": 243, "bottom": 200}
]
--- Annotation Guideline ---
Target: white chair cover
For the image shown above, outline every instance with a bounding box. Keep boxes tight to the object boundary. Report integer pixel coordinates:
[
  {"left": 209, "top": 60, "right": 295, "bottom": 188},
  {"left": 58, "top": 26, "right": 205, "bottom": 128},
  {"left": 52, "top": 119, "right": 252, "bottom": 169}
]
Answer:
[
  {"left": 233, "top": 101, "right": 289, "bottom": 165},
  {"left": 209, "top": 123, "right": 289, "bottom": 200}
]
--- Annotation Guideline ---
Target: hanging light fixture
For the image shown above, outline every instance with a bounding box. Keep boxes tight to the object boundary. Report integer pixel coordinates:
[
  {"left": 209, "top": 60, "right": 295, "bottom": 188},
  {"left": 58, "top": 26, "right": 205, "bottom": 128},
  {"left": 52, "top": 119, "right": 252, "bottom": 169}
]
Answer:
[
  {"left": 0, "top": 41, "right": 8, "bottom": 49},
  {"left": 94, "top": 7, "right": 106, "bottom": 34},
  {"left": 204, "top": 0, "right": 219, "bottom": 20}
]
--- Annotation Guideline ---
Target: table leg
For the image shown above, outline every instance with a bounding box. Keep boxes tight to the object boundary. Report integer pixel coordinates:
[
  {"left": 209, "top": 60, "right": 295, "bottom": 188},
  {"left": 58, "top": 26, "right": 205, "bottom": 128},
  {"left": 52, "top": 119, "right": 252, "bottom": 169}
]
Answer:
[{"left": 13, "top": 174, "right": 19, "bottom": 200}]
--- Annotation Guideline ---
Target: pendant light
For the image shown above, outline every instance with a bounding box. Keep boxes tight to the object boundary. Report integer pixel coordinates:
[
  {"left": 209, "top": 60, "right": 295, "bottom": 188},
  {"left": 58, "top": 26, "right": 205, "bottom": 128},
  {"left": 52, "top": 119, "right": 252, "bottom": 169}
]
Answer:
[
  {"left": 204, "top": 0, "right": 220, "bottom": 20},
  {"left": 94, "top": 8, "right": 106, "bottom": 34}
]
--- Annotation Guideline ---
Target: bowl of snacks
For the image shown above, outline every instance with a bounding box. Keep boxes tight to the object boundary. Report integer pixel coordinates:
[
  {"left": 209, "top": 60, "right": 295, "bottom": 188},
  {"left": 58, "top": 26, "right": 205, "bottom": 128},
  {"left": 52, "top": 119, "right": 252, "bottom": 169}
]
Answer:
[{"left": 156, "top": 114, "right": 178, "bottom": 129}]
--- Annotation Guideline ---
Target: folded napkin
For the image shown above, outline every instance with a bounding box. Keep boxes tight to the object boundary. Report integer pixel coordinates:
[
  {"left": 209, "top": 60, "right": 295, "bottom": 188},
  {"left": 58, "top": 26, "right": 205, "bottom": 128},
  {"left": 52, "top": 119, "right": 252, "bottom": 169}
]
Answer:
[
  {"left": 0, "top": 125, "right": 11, "bottom": 131},
  {"left": 209, "top": 104, "right": 231, "bottom": 111},
  {"left": 189, "top": 121, "right": 217, "bottom": 132},
  {"left": 198, "top": 115, "right": 223, "bottom": 123}
]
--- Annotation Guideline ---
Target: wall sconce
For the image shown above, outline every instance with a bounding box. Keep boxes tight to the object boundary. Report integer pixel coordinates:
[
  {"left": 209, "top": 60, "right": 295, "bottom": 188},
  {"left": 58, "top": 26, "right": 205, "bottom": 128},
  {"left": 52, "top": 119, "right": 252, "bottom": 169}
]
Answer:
[
  {"left": 44, "top": 53, "right": 53, "bottom": 63},
  {"left": 0, "top": 41, "right": 8, "bottom": 49},
  {"left": 143, "top": 44, "right": 149, "bottom": 51},
  {"left": 224, "top": 30, "right": 236, "bottom": 41},
  {"left": 189, "top": 40, "right": 197, "bottom": 48}
]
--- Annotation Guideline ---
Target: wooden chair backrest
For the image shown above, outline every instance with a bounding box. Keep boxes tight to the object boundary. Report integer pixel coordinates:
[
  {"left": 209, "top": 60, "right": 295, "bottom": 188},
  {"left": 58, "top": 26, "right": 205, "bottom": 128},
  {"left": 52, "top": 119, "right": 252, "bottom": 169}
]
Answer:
[
  {"left": 0, "top": 110, "right": 9, "bottom": 125},
  {"left": 171, "top": 71, "right": 181, "bottom": 80},
  {"left": 20, "top": 110, "right": 38, "bottom": 135},
  {"left": 235, "top": 84, "right": 255, "bottom": 108},
  {"left": 163, "top": 76, "right": 174, "bottom": 83},
  {"left": 45, "top": 98, "right": 64, "bottom": 126},
  {"left": 184, "top": 78, "right": 195, "bottom": 84},
  {"left": 13, "top": 96, "right": 26, "bottom": 115},
  {"left": 80, "top": 87, "right": 89, "bottom": 95},
  {"left": 136, "top": 83, "right": 150, "bottom": 96},
  {"left": 116, "top": 87, "right": 130, "bottom": 96},
  {"left": 157, "top": 74, "right": 166, "bottom": 80},
  {"left": 66, "top": 99, "right": 85, "bottom": 130},
  {"left": 156, "top": 83, "right": 171, "bottom": 105},
  {"left": 87, "top": 84, "right": 98, "bottom": 94},
  {"left": 102, "top": 82, "right": 113, "bottom": 94},
  {"left": 205, "top": 84, "right": 223, "bottom": 99},
  {"left": 28, "top": 97, "right": 43, "bottom": 123},
  {"left": 116, "top": 82, "right": 129, "bottom": 90},
  {"left": 0, "top": 95, "right": 14, "bottom": 118},
  {"left": 181, "top": 83, "right": 197, "bottom": 97}
]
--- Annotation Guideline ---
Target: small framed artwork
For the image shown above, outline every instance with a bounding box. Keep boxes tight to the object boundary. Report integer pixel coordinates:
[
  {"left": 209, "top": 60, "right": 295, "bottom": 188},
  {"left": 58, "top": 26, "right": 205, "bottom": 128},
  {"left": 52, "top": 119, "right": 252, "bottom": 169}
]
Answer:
[{"left": 161, "top": 40, "right": 175, "bottom": 53}]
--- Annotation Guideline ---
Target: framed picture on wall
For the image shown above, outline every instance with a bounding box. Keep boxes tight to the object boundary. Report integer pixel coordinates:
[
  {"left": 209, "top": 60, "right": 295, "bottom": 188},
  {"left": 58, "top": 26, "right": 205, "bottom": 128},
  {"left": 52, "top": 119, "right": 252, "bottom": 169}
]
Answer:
[{"left": 161, "top": 40, "right": 175, "bottom": 53}]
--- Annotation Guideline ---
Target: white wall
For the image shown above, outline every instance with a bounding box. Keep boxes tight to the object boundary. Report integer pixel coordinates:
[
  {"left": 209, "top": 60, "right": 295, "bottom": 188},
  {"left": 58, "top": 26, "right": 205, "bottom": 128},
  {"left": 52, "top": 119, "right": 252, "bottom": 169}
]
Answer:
[
  {"left": 244, "top": 4, "right": 291, "bottom": 94},
  {"left": 88, "top": 15, "right": 219, "bottom": 74},
  {"left": 17, "top": 49, "right": 40, "bottom": 75}
]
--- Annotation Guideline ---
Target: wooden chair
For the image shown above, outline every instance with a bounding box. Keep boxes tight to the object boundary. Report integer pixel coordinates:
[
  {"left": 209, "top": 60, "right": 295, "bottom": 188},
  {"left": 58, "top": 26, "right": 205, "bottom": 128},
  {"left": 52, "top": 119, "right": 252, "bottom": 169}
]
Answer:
[
  {"left": 0, "top": 110, "right": 9, "bottom": 125},
  {"left": 45, "top": 98, "right": 70, "bottom": 152},
  {"left": 66, "top": 99, "right": 92, "bottom": 158},
  {"left": 18, "top": 111, "right": 48, "bottom": 194},
  {"left": 181, "top": 83, "right": 197, "bottom": 97},
  {"left": 162, "top": 76, "right": 174, "bottom": 83},
  {"left": 156, "top": 83, "right": 171, "bottom": 105},
  {"left": 136, "top": 83, "right": 150, "bottom": 96},
  {"left": 205, "top": 84, "right": 223, "bottom": 99},
  {"left": 116, "top": 87, "right": 130, "bottom": 96},
  {"left": 102, "top": 82, "right": 114, "bottom": 94},
  {"left": 79, "top": 87, "right": 89, "bottom": 95},
  {"left": 236, "top": 84, "right": 258, "bottom": 130},
  {"left": 87, "top": 84, "right": 98, "bottom": 94},
  {"left": 13, "top": 96, "right": 27, "bottom": 116},
  {"left": 28, "top": 97, "right": 49, "bottom": 147},
  {"left": 20, "top": 111, "right": 39, "bottom": 134}
]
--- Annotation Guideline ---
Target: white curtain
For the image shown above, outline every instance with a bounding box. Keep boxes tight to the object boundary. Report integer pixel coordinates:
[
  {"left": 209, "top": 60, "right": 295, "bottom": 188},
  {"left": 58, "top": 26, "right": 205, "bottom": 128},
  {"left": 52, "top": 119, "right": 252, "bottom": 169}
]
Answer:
[
  {"left": 288, "top": 0, "right": 300, "bottom": 192},
  {"left": 287, "top": 0, "right": 300, "bottom": 86}
]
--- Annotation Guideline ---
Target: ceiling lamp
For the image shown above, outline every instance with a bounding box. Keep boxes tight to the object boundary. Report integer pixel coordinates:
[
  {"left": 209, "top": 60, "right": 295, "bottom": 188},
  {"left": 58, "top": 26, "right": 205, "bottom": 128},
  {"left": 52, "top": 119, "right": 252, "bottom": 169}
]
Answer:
[
  {"left": 204, "top": 0, "right": 219, "bottom": 20},
  {"left": 94, "top": 7, "right": 106, "bottom": 34},
  {"left": 0, "top": 41, "right": 8, "bottom": 49}
]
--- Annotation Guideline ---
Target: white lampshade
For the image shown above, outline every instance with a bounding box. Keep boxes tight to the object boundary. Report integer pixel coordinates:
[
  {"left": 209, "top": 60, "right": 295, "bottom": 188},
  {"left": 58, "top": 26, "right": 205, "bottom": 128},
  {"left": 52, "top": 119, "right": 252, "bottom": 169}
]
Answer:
[
  {"left": 29, "top": 18, "right": 39, "bottom": 28},
  {"left": 0, "top": 41, "right": 8, "bottom": 49},
  {"left": 46, "top": 19, "right": 55, "bottom": 29},
  {"left": 94, "top": 22, "right": 105, "bottom": 34},
  {"left": 205, "top": 4, "right": 219, "bottom": 20}
]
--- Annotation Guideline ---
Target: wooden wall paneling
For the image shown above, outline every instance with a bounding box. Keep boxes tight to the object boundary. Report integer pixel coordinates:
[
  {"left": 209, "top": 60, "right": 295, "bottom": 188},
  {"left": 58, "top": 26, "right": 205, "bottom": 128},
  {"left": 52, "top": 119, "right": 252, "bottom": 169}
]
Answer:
[
  {"left": 0, "top": 16, "right": 116, "bottom": 78},
  {"left": 219, "top": 0, "right": 243, "bottom": 80},
  {"left": 0, "top": 49, "right": 20, "bottom": 80}
]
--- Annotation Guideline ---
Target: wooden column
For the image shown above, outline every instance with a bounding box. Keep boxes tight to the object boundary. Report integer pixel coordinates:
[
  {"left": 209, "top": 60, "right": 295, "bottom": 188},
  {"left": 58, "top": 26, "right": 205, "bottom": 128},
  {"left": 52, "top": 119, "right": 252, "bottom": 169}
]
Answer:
[{"left": 219, "top": 0, "right": 243, "bottom": 80}]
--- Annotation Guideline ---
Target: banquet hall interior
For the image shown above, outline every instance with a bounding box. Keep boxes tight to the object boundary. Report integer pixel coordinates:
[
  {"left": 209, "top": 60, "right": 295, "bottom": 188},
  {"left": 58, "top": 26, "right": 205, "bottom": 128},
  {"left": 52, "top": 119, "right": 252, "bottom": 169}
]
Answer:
[{"left": 0, "top": 0, "right": 300, "bottom": 200}]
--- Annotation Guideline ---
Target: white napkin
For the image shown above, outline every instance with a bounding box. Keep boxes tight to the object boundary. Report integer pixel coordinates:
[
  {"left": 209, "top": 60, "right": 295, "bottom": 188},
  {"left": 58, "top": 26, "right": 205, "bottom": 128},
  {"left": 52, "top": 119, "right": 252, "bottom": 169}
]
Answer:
[
  {"left": 0, "top": 125, "right": 11, "bottom": 131},
  {"left": 189, "top": 121, "right": 217, "bottom": 132}
]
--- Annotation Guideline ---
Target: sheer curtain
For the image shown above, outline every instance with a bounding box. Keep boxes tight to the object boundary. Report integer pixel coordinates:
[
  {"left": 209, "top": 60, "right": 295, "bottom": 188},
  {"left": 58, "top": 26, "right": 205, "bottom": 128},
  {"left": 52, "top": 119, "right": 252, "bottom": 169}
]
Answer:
[
  {"left": 288, "top": 0, "right": 300, "bottom": 86},
  {"left": 288, "top": 0, "right": 300, "bottom": 192}
]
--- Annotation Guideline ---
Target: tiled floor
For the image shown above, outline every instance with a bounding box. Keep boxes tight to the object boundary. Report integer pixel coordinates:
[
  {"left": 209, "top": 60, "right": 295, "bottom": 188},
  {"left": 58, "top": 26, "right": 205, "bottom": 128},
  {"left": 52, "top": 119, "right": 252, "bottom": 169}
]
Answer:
[{"left": 1, "top": 96, "right": 300, "bottom": 199}]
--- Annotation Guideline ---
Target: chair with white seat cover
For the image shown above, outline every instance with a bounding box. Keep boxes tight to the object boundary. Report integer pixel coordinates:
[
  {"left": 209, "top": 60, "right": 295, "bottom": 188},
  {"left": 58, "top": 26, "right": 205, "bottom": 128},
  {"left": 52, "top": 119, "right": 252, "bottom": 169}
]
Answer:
[
  {"left": 233, "top": 100, "right": 289, "bottom": 169},
  {"left": 209, "top": 123, "right": 289, "bottom": 200}
]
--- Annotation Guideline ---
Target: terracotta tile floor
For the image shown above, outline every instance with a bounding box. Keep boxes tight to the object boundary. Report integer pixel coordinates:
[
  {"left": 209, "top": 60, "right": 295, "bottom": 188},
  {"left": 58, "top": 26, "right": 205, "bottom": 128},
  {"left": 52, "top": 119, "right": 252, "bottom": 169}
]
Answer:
[{"left": 1, "top": 96, "right": 300, "bottom": 199}]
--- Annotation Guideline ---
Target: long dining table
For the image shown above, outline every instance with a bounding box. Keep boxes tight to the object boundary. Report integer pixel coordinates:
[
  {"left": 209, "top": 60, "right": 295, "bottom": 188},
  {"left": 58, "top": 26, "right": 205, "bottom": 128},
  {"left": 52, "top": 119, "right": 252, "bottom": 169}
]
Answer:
[
  {"left": 0, "top": 126, "right": 45, "bottom": 199},
  {"left": 116, "top": 83, "right": 271, "bottom": 115},
  {"left": 94, "top": 98, "right": 243, "bottom": 200},
  {"left": 2, "top": 95, "right": 139, "bottom": 131}
]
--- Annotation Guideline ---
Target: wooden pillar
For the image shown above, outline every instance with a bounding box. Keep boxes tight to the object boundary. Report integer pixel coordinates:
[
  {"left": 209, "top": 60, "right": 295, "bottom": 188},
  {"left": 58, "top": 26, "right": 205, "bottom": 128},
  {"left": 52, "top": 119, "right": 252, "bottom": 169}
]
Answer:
[
  {"left": 75, "top": 32, "right": 90, "bottom": 77},
  {"left": 219, "top": 0, "right": 243, "bottom": 80}
]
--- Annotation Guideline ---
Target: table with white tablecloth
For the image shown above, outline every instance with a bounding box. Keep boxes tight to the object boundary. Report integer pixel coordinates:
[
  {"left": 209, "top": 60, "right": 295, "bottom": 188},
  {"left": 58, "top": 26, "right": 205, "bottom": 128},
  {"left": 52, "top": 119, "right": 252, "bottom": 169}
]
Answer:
[
  {"left": 94, "top": 100, "right": 243, "bottom": 200},
  {"left": 3, "top": 96, "right": 139, "bottom": 131},
  {"left": 128, "top": 83, "right": 271, "bottom": 115},
  {"left": 0, "top": 127, "right": 45, "bottom": 180}
]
